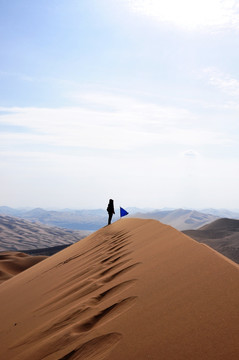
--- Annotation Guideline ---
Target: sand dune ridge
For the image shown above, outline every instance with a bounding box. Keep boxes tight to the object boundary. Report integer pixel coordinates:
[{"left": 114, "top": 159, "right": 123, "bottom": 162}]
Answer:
[{"left": 0, "top": 218, "right": 238, "bottom": 360}]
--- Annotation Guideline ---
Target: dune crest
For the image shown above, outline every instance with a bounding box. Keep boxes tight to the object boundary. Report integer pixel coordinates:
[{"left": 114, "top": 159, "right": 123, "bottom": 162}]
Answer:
[{"left": 0, "top": 218, "right": 238, "bottom": 360}]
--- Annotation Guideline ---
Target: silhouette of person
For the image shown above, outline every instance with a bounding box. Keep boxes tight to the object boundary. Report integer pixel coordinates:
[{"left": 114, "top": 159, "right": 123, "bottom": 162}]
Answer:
[{"left": 107, "top": 199, "right": 115, "bottom": 225}]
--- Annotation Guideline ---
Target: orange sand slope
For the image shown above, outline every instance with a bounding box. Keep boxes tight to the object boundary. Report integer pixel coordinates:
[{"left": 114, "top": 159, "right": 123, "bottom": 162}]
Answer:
[
  {"left": 0, "top": 252, "right": 47, "bottom": 284},
  {"left": 0, "top": 218, "right": 238, "bottom": 360}
]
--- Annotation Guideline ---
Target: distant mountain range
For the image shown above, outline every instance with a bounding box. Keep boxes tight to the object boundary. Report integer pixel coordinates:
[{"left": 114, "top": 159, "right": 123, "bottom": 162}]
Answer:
[
  {"left": 0, "top": 206, "right": 108, "bottom": 230},
  {"left": 0, "top": 206, "right": 151, "bottom": 230},
  {"left": 131, "top": 209, "right": 219, "bottom": 230},
  {"left": 0, "top": 215, "right": 90, "bottom": 252},
  {"left": 0, "top": 206, "right": 239, "bottom": 232},
  {"left": 200, "top": 208, "right": 239, "bottom": 219},
  {"left": 183, "top": 218, "right": 239, "bottom": 264}
]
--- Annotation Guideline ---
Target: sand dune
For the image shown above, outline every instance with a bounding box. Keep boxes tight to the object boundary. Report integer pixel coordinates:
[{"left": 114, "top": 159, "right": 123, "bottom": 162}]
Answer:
[
  {"left": 184, "top": 218, "right": 239, "bottom": 264},
  {"left": 200, "top": 217, "right": 239, "bottom": 231},
  {"left": 0, "top": 215, "right": 90, "bottom": 251},
  {"left": 0, "top": 218, "right": 238, "bottom": 360},
  {"left": 0, "top": 252, "right": 47, "bottom": 284}
]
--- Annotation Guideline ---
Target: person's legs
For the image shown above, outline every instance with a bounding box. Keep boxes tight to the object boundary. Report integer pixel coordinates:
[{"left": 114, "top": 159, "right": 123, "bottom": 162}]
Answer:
[{"left": 108, "top": 212, "right": 113, "bottom": 225}]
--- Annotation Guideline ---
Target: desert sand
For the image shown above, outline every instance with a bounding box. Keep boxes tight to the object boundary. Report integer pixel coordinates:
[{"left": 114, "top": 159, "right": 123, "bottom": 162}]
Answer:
[
  {"left": 0, "top": 252, "right": 47, "bottom": 284},
  {"left": 0, "top": 218, "right": 238, "bottom": 360}
]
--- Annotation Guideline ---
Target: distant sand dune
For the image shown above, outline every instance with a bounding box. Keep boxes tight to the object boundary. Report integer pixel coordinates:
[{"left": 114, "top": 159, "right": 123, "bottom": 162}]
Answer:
[
  {"left": 0, "top": 218, "right": 238, "bottom": 359},
  {"left": 0, "top": 215, "right": 90, "bottom": 251},
  {"left": 0, "top": 252, "right": 47, "bottom": 284},
  {"left": 184, "top": 218, "right": 239, "bottom": 264}
]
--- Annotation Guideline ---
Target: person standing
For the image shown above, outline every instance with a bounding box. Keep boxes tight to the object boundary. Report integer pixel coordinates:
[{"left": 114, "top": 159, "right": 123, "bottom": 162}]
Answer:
[{"left": 107, "top": 199, "right": 115, "bottom": 225}]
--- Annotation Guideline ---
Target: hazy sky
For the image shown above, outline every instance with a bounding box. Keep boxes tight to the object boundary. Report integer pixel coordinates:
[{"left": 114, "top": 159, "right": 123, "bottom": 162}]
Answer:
[{"left": 1, "top": 0, "right": 239, "bottom": 210}]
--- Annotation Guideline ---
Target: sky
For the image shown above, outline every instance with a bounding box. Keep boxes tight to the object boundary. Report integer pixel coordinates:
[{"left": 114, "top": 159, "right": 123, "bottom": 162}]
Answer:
[{"left": 0, "top": 0, "right": 239, "bottom": 210}]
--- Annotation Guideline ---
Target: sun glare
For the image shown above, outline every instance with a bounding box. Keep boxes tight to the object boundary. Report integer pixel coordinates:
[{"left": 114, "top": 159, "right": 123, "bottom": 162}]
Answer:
[{"left": 128, "top": 0, "right": 239, "bottom": 30}]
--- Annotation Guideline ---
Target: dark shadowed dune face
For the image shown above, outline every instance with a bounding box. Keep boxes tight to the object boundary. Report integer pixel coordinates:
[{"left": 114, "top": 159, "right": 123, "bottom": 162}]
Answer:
[
  {"left": 183, "top": 218, "right": 239, "bottom": 264},
  {"left": 199, "top": 218, "right": 239, "bottom": 231}
]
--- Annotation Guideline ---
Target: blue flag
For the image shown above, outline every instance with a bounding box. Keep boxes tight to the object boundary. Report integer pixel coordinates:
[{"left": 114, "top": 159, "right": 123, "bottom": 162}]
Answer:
[{"left": 120, "top": 207, "right": 129, "bottom": 217}]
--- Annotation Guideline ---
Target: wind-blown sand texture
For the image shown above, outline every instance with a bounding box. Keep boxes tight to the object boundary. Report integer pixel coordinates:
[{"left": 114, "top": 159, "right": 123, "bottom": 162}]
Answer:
[
  {"left": 184, "top": 218, "right": 239, "bottom": 264},
  {"left": 0, "top": 252, "right": 47, "bottom": 284},
  {"left": 0, "top": 218, "right": 238, "bottom": 360},
  {"left": 0, "top": 215, "right": 90, "bottom": 251}
]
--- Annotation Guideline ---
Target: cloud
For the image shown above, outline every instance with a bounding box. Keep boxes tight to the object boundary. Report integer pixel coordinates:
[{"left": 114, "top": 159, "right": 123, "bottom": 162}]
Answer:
[
  {"left": 203, "top": 67, "right": 239, "bottom": 96},
  {"left": 0, "top": 86, "right": 234, "bottom": 191},
  {"left": 182, "top": 149, "right": 200, "bottom": 158},
  {"left": 0, "top": 91, "right": 237, "bottom": 209},
  {"left": 126, "top": 0, "right": 239, "bottom": 31},
  {"left": 0, "top": 92, "right": 231, "bottom": 159}
]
